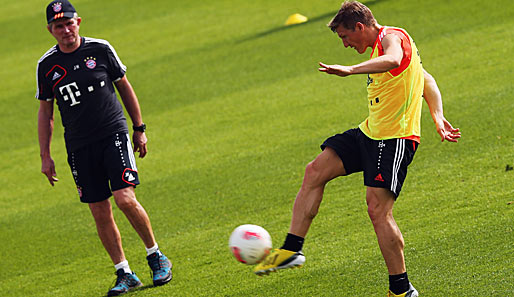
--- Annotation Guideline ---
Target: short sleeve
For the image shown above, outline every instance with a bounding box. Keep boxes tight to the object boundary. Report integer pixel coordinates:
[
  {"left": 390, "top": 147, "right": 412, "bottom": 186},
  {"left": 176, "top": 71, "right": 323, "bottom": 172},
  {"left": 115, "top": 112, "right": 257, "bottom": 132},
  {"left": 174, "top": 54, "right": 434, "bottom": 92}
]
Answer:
[
  {"left": 104, "top": 42, "right": 127, "bottom": 82},
  {"left": 36, "top": 61, "right": 54, "bottom": 101}
]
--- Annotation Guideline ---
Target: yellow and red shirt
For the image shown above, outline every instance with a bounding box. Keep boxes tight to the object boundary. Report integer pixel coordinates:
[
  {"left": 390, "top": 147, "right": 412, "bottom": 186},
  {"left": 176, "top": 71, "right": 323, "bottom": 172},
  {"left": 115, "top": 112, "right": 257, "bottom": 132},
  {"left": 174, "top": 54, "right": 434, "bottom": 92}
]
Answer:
[{"left": 359, "top": 26, "right": 424, "bottom": 142}]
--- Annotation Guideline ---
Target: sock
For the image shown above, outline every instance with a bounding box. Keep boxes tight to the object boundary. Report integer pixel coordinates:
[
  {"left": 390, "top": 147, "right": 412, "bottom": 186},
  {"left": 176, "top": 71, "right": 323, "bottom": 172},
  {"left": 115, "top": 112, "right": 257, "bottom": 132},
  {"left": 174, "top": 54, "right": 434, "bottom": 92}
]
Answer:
[
  {"left": 280, "top": 233, "right": 304, "bottom": 252},
  {"left": 145, "top": 243, "right": 161, "bottom": 256},
  {"left": 114, "top": 260, "right": 132, "bottom": 274},
  {"left": 389, "top": 272, "right": 410, "bottom": 295}
]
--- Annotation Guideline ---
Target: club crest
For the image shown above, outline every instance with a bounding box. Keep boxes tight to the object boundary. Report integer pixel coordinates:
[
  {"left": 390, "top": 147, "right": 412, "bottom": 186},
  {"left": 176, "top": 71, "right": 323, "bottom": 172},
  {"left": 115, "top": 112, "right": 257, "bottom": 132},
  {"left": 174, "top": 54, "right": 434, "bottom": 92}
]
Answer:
[
  {"left": 84, "top": 56, "right": 97, "bottom": 69},
  {"left": 52, "top": 2, "right": 62, "bottom": 12}
]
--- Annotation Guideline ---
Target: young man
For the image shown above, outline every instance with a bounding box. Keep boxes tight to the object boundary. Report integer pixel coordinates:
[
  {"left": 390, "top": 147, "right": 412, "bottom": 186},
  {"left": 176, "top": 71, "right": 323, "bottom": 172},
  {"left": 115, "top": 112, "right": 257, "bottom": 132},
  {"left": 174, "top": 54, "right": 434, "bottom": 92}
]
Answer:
[
  {"left": 36, "top": 1, "right": 172, "bottom": 295},
  {"left": 254, "top": 1, "right": 461, "bottom": 296}
]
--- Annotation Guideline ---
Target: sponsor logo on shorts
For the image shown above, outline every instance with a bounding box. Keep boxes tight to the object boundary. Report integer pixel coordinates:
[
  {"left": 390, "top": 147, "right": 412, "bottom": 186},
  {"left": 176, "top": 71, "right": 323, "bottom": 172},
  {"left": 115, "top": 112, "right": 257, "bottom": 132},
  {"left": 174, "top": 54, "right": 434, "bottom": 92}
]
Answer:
[
  {"left": 374, "top": 173, "right": 384, "bottom": 182},
  {"left": 122, "top": 168, "right": 138, "bottom": 185},
  {"left": 77, "top": 186, "right": 83, "bottom": 198}
]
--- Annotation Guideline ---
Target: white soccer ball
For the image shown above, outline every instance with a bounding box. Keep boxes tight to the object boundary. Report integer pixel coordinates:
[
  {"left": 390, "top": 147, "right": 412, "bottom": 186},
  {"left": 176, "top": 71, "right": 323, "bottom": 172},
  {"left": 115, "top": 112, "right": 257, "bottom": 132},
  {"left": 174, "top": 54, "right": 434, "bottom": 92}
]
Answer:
[{"left": 229, "top": 224, "right": 272, "bottom": 265}]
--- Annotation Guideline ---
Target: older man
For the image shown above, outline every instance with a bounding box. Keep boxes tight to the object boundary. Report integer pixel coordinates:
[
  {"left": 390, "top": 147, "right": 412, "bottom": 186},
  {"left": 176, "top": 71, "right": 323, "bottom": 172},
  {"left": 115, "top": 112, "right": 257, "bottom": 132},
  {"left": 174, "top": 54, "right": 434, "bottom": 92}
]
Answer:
[{"left": 36, "top": 1, "right": 172, "bottom": 295}]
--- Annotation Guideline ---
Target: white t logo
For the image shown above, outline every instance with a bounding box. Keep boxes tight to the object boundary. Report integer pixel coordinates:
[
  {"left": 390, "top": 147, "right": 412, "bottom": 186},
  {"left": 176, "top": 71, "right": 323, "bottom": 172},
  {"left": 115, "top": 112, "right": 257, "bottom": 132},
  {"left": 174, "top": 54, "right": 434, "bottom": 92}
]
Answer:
[{"left": 59, "top": 82, "right": 81, "bottom": 106}]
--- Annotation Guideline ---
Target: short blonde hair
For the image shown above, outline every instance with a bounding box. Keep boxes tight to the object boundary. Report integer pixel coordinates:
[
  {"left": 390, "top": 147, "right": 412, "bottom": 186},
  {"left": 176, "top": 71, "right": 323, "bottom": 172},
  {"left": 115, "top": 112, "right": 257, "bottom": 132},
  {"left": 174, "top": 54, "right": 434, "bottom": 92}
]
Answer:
[{"left": 328, "top": 1, "right": 376, "bottom": 32}]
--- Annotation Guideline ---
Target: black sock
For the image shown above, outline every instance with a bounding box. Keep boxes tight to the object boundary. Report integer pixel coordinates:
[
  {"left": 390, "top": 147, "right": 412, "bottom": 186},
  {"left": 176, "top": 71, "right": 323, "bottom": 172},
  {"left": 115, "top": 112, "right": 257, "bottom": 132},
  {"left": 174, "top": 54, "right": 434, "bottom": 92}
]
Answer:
[
  {"left": 280, "top": 233, "right": 304, "bottom": 252},
  {"left": 389, "top": 272, "right": 410, "bottom": 295}
]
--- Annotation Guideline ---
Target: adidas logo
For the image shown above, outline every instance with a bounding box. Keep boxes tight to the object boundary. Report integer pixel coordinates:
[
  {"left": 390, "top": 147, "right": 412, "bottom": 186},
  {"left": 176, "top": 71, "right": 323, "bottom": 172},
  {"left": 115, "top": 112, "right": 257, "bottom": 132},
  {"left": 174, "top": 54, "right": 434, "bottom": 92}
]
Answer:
[
  {"left": 52, "top": 72, "right": 61, "bottom": 81},
  {"left": 125, "top": 172, "right": 135, "bottom": 182},
  {"left": 374, "top": 173, "right": 384, "bottom": 182}
]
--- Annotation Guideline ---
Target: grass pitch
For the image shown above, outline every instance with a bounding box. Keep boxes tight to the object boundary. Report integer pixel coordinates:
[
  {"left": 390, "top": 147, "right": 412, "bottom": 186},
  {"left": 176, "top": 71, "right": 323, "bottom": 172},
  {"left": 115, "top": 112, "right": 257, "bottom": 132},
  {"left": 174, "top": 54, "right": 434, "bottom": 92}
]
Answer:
[{"left": 0, "top": 0, "right": 513, "bottom": 296}]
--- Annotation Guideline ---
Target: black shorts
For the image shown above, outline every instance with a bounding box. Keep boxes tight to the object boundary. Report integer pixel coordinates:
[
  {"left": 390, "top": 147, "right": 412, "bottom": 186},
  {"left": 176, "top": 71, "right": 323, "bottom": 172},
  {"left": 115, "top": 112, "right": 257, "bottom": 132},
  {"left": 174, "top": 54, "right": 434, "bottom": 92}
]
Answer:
[
  {"left": 321, "top": 128, "right": 418, "bottom": 198},
  {"left": 67, "top": 133, "right": 140, "bottom": 203}
]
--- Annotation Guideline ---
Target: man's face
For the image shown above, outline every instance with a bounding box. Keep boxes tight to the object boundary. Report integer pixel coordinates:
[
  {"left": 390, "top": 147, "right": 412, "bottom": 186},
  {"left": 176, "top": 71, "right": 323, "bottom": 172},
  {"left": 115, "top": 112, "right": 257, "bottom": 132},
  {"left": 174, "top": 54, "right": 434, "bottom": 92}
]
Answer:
[
  {"left": 48, "top": 17, "right": 81, "bottom": 48},
  {"left": 335, "top": 23, "right": 366, "bottom": 54}
]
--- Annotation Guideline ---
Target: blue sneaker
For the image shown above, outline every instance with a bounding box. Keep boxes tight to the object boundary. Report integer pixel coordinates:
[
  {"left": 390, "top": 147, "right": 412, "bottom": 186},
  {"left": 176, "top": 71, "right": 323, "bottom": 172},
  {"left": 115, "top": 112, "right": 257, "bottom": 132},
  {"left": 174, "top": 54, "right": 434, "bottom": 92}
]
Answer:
[
  {"left": 107, "top": 269, "right": 143, "bottom": 296},
  {"left": 147, "top": 251, "right": 172, "bottom": 286}
]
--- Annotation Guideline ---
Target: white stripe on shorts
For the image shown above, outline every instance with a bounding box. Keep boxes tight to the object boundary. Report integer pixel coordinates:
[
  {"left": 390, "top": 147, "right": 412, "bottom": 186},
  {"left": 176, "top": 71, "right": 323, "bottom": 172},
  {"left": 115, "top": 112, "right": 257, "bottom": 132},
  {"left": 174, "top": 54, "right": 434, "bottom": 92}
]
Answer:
[
  {"left": 126, "top": 133, "right": 138, "bottom": 171},
  {"left": 391, "top": 139, "right": 405, "bottom": 193}
]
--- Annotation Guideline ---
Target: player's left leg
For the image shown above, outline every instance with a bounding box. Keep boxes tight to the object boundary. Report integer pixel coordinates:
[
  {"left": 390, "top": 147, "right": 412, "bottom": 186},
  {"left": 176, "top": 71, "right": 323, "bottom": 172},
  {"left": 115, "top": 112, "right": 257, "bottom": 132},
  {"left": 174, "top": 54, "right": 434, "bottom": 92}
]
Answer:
[
  {"left": 366, "top": 187, "right": 405, "bottom": 274},
  {"left": 366, "top": 187, "right": 418, "bottom": 297},
  {"left": 103, "top": 132, "right": 154, "bottom": 248},
  {"left": 106, "top": 132, "right": 172, "bottom": 286},
  {"left": 112, "top": 187, "right": 155, "bottom": 248},
  {"left": 113, "top": 187, "right": 172, "bottom": 286}
]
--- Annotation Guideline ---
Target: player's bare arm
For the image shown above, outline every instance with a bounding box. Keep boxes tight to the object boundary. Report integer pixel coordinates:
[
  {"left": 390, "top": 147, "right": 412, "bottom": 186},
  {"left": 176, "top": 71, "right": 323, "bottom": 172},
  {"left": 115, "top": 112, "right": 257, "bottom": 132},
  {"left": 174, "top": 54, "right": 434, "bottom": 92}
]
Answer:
[
  {"left": 38, "top": 100, "right": 59, "bottom": 185},
  {"left": 115, "top": 76, "right": 148, "bottom": 158},
  {"left": 423, "top": 69, "right": 461, "bottom": 142},
  {"left": 319, "top": 34, "right": 403, "bottom": 77}
]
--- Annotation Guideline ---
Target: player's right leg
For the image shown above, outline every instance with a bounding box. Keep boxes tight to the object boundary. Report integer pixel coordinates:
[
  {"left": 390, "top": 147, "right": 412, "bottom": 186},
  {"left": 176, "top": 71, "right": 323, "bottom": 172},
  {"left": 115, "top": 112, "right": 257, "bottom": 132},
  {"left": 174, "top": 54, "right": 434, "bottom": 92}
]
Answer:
[
  {"left": 107, "top": 269, "right": 143, "bottom": 296},
  {"left": 254, "top": 147, "right": 346, "bottom": 275},
  {"left": 68, "top": 143, "right": 128, "bottom": 265},
  {"left": 69, "top": 141, "right": 143, "bottom": 295},
  {"left": 89, "top": 200, "right": 144, "bottom": 296},
  {"left": 289, "top": 147, "right": 347, "bottom": 237},
  {"left": 89, "top": 199, "right": 126, "bottom": 265}
]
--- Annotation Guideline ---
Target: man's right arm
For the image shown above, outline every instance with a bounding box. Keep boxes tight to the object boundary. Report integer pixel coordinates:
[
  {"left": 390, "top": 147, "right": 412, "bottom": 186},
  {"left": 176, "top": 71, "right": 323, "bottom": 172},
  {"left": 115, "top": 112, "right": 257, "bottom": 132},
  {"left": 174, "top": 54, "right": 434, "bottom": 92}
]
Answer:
[
  {"left": 319, "top": 34, "right": 404, "bottom": 77},
  {"left": 38, "top": 100, "right": 59, "bottom": 186}
]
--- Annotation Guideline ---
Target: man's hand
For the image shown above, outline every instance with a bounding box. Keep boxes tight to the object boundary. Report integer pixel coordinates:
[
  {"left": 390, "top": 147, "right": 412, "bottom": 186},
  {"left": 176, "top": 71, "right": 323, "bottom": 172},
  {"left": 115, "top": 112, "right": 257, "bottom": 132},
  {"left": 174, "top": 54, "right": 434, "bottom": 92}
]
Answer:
[
  {"left": 41, "top": 156, "right": 58, "bottom": 186},
  {"left": 435, "top": 117, "right": 461, "bottom": 142},
  {"left": 133, "top": 131, "right": 148, "bottom": 158},
  {"left": 319, "top": 62, "right": 354, "bottom": 77}
]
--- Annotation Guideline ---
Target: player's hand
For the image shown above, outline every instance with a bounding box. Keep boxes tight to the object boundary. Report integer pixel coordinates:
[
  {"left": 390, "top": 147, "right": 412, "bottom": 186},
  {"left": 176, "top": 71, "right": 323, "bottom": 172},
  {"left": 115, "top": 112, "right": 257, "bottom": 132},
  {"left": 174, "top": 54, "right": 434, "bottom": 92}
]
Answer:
[
  {"left": 133, "top": 131, "right": 148, "bottom": 158},
  {"left": 436, "top": 117, "right": 461, "bottom": 142},
  {"left": 41, "top": 157, "right": 58, "bottom": 186},
  {"left": 319, "top": 62, "right": 353, "bottom": 77}
]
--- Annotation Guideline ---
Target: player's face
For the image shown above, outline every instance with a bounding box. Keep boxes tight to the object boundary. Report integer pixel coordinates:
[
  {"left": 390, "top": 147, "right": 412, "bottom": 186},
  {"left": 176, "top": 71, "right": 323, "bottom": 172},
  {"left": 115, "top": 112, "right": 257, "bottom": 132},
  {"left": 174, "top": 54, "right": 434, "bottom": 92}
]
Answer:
[
  {"left": 48, "top": 17, "right": 81, "bottom": 49},
  {"left": 335, "top": 24, "right": 366, "bottom": 54}
]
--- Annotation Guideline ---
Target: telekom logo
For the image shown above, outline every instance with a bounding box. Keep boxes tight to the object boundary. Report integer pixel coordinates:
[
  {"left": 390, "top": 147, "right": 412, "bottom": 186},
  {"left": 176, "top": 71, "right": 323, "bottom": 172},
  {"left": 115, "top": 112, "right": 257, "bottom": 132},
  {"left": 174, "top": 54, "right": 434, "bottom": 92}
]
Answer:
[
  {"left": 59, "top": 82, "right": 81, "bottom": 106},
  {"left": 243, "top": 231, "right": 261, "bottom": 240}
]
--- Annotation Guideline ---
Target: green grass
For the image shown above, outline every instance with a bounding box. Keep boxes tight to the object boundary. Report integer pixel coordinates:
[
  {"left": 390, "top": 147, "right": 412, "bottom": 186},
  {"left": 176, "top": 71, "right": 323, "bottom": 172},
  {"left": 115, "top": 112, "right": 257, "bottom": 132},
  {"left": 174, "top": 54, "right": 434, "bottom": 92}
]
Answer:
[{"left": 1, "top": 0, "right": 513, "bottom": 296}]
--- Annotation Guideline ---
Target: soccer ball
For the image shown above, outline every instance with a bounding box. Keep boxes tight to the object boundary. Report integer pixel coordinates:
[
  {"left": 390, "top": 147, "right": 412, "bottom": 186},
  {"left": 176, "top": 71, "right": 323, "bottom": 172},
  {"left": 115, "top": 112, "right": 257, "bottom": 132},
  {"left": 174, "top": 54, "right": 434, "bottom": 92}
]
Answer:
[{"left": 229, "top": 224, "right": 272, "bottom": 265}]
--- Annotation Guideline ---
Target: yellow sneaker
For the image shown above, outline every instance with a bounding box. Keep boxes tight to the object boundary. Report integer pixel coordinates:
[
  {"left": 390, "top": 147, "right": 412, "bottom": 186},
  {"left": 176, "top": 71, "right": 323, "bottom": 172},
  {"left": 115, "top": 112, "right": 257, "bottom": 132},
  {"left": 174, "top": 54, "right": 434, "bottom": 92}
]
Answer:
[
  {"left": 387, "top": 283, "right": 419, "bottom": 297},
  {"left": 253, "top": 249, "right": 305, "bottom": 276}
]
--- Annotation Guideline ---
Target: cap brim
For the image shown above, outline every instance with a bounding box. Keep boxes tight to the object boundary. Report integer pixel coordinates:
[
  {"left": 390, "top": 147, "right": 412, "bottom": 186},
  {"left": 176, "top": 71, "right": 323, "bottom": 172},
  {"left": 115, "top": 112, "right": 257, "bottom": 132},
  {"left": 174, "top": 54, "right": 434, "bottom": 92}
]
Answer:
[{"left": 48, "top": 11, "right": 76, "bottom": 24}]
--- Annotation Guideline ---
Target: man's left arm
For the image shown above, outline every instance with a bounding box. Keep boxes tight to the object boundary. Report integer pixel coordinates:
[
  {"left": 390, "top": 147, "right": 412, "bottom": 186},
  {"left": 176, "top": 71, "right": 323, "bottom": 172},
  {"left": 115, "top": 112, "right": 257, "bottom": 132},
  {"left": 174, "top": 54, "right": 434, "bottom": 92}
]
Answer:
[
  {"left": 319, "top": 34, "right": 403, "bottom": 77},
  {"left": 115, "top": 75, "right": 148, "bottom": 157},
  {"left": 423, "top": 69, "right": 461, "bottom": 142}
]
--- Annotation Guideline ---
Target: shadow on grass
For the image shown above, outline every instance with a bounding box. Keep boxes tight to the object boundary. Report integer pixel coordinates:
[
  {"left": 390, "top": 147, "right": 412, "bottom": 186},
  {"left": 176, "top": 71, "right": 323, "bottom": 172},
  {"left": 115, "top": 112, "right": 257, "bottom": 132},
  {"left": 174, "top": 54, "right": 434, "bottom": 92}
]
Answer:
[
  {"left": 236, "top": 0, "right": 390, "bottom": 44},
  {"left": 102, "top": 284, "right": 157, "bottom": 297},
  {"left": 235, "top": 11, "right": 337, "bottom": 44}
]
